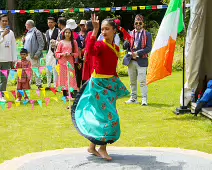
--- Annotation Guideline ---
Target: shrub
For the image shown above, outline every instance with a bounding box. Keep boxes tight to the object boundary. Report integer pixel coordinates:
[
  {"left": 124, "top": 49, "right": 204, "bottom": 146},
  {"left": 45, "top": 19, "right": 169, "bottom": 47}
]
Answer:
[
  {"left": 172, "top": 58, "right": 183, "bottom": 71},
  {"left": 117, "top": 50, "right": 128, "bottom": 77},
  {"left": 8, "top": 69, "right": 47, "bottom": 85}
]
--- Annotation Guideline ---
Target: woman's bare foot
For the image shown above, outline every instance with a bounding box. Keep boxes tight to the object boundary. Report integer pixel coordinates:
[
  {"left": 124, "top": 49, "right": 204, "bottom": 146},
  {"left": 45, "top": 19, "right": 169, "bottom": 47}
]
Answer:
[
  {"left": 88, "top": 148, "right": 101, "bottom": 157},
  {"left": 98, "top": 148, "right": 112, "bottom": 161}
]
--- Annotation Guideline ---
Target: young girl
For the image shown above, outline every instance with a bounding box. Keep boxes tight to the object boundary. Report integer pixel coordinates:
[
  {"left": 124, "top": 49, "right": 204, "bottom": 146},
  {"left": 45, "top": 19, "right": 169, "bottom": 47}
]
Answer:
[
  {"left": 16, "top": 48, "right": 31, "bottom": 102},
  {"left": 55, "top": 28, "right": 79, "bottom": 97},
  {"left": 71, "top": 14, "right": 129, "bottom": 161}
]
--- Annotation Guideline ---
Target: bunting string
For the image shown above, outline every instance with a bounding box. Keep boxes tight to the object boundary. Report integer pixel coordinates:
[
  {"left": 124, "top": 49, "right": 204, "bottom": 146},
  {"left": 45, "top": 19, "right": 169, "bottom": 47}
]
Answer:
[
  {"left": 0, "top": 5, "right": 168, "bottom": 14},
  {"left": 0, "top": 4, "right": 191, "bottom": 14},
  {"left": 0, "top": 63, "right": 76, "bottom": 111}
]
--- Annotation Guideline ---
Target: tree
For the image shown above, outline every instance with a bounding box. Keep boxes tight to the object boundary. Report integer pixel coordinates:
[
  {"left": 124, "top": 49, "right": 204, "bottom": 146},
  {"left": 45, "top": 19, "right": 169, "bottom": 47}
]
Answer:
[
  {"left": 13, "top": 0, "right": 168, "bottom": 35},
  {"left": 8, "top": 0, "right": 18, "bottom": 35}
]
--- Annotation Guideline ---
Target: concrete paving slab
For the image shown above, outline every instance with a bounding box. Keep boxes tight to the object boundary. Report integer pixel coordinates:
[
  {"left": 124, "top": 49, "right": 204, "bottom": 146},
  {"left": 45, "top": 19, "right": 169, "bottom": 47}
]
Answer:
[{"left": 0, "top": 147, "right": 212, "bottom": 170}]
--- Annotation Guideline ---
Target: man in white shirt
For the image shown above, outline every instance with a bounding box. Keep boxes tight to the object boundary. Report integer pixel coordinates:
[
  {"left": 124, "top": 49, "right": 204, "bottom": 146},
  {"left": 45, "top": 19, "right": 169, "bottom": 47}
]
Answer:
[
  {"left": 45, "top": 17, "right": 59, "bottom": 90},
  {"left": 0, "top": 14, "right": 17, "bottom": 102}
]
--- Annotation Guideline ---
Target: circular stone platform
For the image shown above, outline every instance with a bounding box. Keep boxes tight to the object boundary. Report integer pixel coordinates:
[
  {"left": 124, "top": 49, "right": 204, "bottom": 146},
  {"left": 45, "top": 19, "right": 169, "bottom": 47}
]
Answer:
[{"left": 0, "top": 147, "right": 212, "bottom": 170}]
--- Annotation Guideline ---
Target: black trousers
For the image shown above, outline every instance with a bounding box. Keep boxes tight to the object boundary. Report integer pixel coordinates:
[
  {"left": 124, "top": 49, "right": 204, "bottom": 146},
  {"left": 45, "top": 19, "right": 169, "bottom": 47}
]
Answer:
[
  {"left": 63, "top": 90, "right": 78, "bottom": 98},
  {"left": 74, "top": 59, "right": 83, "bottom": 89}
]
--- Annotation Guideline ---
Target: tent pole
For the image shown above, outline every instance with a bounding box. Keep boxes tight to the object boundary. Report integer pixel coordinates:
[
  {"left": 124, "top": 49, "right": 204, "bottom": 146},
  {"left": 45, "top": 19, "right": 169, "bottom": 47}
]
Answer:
[{"left": 175, "top": 0, "right": 191, "bottom": 115}]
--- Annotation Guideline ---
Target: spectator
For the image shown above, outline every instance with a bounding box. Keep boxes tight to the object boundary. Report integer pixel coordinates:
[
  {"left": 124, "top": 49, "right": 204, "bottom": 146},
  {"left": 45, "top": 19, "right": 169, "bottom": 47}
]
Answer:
[
  {"left": 74, "top": 19, "right": 87, "bottom": 89},
  {"left": 16, "top": 48, "right": 31, "bottom": 102},
  {"left": 123, "top": 14, "right": 152, "bottom": 106},
  {"left": 45, "top": 17, "right": 60, "bottom": 90},
  {"left": 55, "top": 20, "right": 79, "bottom": 99},
  {"left": 57, "top": 17, "right": 67, "bottom": 41},
  {"left": 0, "top": 14, "right": 17, "bottom": 102},
  {"left": 23, "top": 19, "right": 44, "bottom": 89}
]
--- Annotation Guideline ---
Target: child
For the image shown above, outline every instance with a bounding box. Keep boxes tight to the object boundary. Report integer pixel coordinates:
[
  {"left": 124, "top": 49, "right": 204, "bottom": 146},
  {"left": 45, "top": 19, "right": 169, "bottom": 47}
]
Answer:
[
  {"left": 55, "top": 27, "right": 79, "bottom": 98},
  {"left": 71, "top": 14, "right": 129, "bottom": 161},
  {"left": 16, "top": 48, "right": 31, "bottom": 102}
]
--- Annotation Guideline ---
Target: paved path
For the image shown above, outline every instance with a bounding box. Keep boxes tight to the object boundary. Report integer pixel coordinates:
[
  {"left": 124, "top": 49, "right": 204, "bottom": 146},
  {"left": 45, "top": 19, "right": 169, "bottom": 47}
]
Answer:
[{"left": 0, "top": 147, "right": 212, "bottom": 170}]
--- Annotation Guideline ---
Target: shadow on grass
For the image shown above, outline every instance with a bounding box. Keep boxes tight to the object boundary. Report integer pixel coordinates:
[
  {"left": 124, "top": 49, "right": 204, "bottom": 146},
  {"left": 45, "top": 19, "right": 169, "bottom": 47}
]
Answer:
[
  {"left": 149, "top": 102, "right": 175, "bottom": 108},
  {"left": 164, "top": 114, "right": 205, "bottom": 121}
]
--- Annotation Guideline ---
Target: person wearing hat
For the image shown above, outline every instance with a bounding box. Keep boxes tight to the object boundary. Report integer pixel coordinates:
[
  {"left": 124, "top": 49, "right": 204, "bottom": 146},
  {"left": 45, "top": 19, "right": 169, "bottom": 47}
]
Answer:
[
  {"left": 73, "top": 19, "right": 87, "bottom": 90},
  {"left": 66, "top": 19, "right": 83, "bottom": 91},
  {"left": 123, "top": 14, "right": 152, "bottom": 106},
  {"left": 79, "top": 20, "right": 87, "bottom": 39}
]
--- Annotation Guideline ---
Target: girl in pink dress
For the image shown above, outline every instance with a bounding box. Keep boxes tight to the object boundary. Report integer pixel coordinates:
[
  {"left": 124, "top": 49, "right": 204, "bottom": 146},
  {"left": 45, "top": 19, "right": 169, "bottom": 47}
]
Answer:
[{"left": 56, "top": 28, "right": 79, "bottom": 96}]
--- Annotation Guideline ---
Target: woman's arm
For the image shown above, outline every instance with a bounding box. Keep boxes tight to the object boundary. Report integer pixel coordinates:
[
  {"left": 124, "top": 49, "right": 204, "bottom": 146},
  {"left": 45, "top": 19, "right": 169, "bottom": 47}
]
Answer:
[
  {"left": 72, "top": 40, "right": 79, "bottom": 58},
  {"left": 55, "top": 41, "right": 65, "bottom": 59},
  {"left": 85, "top": 14, "right": 102, "bottom": 57}
]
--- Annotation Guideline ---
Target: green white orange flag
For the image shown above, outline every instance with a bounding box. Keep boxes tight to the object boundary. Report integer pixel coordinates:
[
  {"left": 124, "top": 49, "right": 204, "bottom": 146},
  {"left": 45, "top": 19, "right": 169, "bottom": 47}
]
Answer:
[{"left": 147, "top": 0, "right": 184, "bottom": 84}]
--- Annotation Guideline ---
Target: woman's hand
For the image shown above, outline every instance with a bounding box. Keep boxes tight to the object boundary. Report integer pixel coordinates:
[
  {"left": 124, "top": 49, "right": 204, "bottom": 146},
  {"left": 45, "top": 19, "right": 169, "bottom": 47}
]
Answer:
[
  {"left": 91, "top": 13, "right": 99, "bottom": 30},
  {"left": 2, "top": 29, "right": 10, "bottom": 37},
  {"left": 91, "top": 13, "right": 99, "bottom": 37}
]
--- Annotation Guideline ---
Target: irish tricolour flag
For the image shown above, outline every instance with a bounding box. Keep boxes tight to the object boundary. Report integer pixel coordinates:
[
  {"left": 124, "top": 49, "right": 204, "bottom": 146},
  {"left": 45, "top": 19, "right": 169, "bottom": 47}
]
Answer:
[{"left": 147, "top": 0, "right": 184, "bottom": 84}]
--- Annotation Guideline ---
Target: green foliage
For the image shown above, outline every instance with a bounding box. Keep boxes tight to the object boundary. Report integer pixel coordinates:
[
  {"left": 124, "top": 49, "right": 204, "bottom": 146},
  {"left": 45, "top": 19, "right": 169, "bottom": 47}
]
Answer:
[
  {"left": 172, "top": 58, "right": 183, "bottom": 71},
  {"left": 41, "top": 69, "right": 47, "bottom": 84},
  {"left": 0, "top": 0, "right": 6, "bottom": 9},
  {"left": 9, "top": 75, "right": 18, "bottom": 86},
  {"left": 162, "top": 0, "right": 170, "bottom": 4},
  {"left": 8, "top": 68, "right": 47, "bottom": 85},
  {"left": 117, "top": 58, "right": 128, "bottom": 77},
  {"left": 147, "top": 20, "right": 159, "bottom": 40},
  {"left": 12, "top": 0, "right": 167, "bottom": 35},
  {"left": 172, "top": 36, "right": 184, "bottom": 71}
]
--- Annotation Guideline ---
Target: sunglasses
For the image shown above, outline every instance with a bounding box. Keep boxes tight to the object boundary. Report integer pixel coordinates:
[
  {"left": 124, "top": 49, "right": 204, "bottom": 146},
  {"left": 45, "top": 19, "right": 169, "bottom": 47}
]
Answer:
[{"left": 134, "top": 22, "right": 143, "bottom": 25}]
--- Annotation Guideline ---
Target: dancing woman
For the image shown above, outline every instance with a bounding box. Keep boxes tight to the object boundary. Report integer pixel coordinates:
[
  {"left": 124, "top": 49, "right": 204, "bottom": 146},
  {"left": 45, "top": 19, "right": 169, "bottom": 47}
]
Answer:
[{"left": 71, "top": 14, "right": 129, "bottom": 161}]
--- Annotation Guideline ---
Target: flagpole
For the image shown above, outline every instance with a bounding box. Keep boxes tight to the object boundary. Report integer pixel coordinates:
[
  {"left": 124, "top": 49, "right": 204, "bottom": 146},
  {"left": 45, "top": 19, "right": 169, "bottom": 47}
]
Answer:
[
  {"left": 175, "top": 0, "right": 191, "bottom": 115},
  {"left": 67, "top": 61, "right": 71, "bottom": 109}
]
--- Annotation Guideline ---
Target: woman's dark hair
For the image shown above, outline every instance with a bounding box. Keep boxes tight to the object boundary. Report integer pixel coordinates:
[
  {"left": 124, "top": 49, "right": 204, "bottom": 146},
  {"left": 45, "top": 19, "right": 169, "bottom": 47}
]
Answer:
[
  {"left": 101, "top": 18, "right": 117, "bottom": 31},
  {"left": 62, "top": 28, "right": 75, "bottom": 53},
  {"left": 86, "top": 20, "right": 93, "bottom": 32}
]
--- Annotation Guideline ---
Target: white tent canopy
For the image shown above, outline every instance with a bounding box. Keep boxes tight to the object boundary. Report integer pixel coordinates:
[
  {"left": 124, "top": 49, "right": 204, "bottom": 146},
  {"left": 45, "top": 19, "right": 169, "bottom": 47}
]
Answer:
[{"left": 181, "top": 0, "right": 211, "bottom": 105}]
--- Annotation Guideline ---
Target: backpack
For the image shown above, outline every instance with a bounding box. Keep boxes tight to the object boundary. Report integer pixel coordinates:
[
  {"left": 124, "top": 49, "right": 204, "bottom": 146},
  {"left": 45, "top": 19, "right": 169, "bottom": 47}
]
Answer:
[{"left": 34, "top": 29, "right": 48, "bottom": 50}]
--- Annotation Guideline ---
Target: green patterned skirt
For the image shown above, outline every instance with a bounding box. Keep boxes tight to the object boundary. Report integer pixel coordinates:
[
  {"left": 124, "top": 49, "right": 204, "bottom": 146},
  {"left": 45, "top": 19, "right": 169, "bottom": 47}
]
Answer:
[{"left": 71, "top": 76, "right": 129, "bottom": 145}]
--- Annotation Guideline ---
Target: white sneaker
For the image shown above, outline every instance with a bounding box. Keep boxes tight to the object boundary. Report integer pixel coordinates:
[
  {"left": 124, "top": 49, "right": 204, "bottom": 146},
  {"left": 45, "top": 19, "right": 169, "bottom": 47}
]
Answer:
[
  {"left": 0, "top": 97, "right": 6, "bottom": 102},
  {"left": 142, "top": 98, "right": 148, "bottom": 106},
  {"left": 125, "top": 98, "right": 139, "bottom": 104}
]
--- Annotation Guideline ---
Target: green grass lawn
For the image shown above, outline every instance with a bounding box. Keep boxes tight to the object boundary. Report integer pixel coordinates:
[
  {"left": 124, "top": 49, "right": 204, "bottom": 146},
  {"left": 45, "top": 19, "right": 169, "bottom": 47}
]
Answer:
[{"left": 0, "top": 71, "right": 212, "bottom": 163}]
